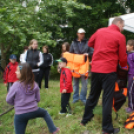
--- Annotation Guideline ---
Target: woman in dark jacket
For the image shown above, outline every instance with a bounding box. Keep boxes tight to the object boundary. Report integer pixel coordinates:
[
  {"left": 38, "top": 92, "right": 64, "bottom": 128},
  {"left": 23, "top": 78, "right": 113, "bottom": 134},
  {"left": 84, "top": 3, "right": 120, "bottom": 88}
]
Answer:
[
  {"left": 39, "top": 46, "right": 53, "bottom": 89},
  {"left": 22, "top": 39, "right": 43, "bottom": 84}
]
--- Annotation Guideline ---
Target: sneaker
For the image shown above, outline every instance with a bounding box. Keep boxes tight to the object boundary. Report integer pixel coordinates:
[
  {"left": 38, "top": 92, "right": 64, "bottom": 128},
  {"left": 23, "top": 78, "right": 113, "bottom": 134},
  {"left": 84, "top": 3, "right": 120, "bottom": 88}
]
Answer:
[
  {"left": 81, "top": 101, "right": 86, "bottom": 105},
  {"left": 102, "top": 128, "right": 120, "bottom": 134},
  {"left": 66, "top": 114, "right": 72, "bottom": 117},
  {"left": 52, "top": 128, "right": 60, "bottom": 134},
  {"left": 126, "top": 107, "right": 134, "bottom": 113},
  {"left": 45, "top": 88, "right": 48, "bottom": 90},
  {"left": 59, "top": 112, "right": 66, "bottom": 115},
  {"left": 80, "top": 123, "right": 85, "bottom": 126},
  {"left": 72, "top": 100, "right": 79, "bottom": 104}
]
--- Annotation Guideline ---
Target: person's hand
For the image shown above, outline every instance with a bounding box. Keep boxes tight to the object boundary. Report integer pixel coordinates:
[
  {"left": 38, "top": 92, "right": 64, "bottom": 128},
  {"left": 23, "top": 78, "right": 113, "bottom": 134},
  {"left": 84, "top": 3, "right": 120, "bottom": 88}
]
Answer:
[
  {"left": 4, "top": 83, "right": 7, "bottom": 87},
  {"left": 133, "top": 77, "right": 134, "bottom": 80},
  {"left": 84, "top": 53, "right": 88, "bottom": 56},
  {"left": 62, "top": 89, "right": 67, "bottom": 93}
]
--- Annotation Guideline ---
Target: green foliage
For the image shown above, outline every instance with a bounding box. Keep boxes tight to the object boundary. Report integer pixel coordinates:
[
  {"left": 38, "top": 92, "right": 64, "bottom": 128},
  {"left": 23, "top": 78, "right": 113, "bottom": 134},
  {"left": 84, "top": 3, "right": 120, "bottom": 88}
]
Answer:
[
  {"left": 0, "top": 0, "right": 134, "bottom": 67},
  {"left": 0, "top": 0, "right": 91, "bottom": 67}
]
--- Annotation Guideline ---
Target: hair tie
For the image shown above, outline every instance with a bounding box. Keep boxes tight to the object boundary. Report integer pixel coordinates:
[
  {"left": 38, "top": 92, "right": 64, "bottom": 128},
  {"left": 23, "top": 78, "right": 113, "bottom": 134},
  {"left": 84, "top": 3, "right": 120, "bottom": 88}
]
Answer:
[{"left": 19, "top": 66, "right": 23, "bottom": 70}]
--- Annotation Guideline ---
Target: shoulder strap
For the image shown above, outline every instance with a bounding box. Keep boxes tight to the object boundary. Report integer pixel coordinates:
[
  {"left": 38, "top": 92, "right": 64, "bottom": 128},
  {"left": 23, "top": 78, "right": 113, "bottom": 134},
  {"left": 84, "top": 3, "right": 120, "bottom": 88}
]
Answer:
[{"left": 125, "top": 120, "right": 134, "bottom": 126}]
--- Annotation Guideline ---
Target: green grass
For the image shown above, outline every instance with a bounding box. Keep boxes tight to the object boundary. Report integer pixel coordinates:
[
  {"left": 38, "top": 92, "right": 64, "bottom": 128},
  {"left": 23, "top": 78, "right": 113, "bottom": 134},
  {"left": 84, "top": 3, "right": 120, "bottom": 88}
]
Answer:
[{"left": 0, "top": 78, "right": 134, "bottom": 134}]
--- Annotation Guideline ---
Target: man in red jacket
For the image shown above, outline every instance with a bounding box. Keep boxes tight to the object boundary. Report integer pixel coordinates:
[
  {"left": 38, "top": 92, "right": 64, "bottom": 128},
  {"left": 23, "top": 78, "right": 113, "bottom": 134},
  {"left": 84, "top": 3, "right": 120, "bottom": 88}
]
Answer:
[
  {"left": 57, "top": 57, "right": 73, "bottom": 117},
  {"left": 4, "top": 54, "right": 18, "bottom": 92},
  {"left": 81, "top": 18, "right": 127, "bottom": 134}
]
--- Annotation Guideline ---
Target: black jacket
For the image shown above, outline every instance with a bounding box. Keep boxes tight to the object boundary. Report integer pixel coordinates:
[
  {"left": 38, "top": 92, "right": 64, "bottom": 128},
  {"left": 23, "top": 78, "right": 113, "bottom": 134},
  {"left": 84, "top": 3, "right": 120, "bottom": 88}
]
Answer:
[
  {"left": 26, "top": 49, "right": 40, "bottom": 69},
  {"left": 69, "top": 39, "right": 94, "bottom": 58},
  {"left": 40, "top": 53, "right": 52, "bottom": 68}
]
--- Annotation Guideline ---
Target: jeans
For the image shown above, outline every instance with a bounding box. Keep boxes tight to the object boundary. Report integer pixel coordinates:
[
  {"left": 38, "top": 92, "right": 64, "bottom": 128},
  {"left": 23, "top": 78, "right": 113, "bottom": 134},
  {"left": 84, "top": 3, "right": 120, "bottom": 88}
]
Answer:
[
  {"left": 38, "top": 67, "right": 51, "bottom": 89},
  {"left": 73, "top": 76, "right": 87, "bottom": 103},
  {"left": 61, "top": 93, "right": 71, "bottom": 113},
  {"left": 81, "top": 72, "right": 117, "bottom": 133},
  {"left": 127, "top": 75, "right": 134, "bottom": 109},
  {"left": 14, "top": 108, "right": 57, "bottom": 134}
]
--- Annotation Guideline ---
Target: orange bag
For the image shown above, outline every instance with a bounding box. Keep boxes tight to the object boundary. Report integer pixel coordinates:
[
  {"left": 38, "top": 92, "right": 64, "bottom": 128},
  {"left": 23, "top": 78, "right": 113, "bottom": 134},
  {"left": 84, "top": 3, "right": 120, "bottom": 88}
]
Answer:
[
  {"left": 62, "top": 52, "right": 89, "bottom": 78},
  {"left": 125, "top": 112, "right": 134, "bottom": 129}
]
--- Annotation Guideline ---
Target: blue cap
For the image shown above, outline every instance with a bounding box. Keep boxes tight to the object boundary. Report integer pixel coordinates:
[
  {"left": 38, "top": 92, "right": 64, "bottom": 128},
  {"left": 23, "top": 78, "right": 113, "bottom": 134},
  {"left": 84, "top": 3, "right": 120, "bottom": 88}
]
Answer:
[{"left": 9, "top": 54, "right": 17, "bottom": 60}]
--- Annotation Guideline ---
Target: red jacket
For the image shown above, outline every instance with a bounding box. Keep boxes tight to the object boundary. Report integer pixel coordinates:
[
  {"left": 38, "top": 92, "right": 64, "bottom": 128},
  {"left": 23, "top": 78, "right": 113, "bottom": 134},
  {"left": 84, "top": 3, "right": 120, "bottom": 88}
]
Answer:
[
  {"left": 3, "top": 62, "right": 18, "bottom": 83},
  {"left": 88, "top": 24, "right": 127, "bottom": 73},
  {"left": 60, "top": 67, "right": 73, "bottom": 93}
]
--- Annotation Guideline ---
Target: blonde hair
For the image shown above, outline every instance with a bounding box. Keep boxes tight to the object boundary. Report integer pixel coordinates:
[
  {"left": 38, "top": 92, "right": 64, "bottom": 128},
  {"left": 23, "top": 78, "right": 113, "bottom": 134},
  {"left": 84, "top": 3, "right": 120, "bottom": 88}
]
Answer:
[{"left": 29, "top": 39, "right": 38, "bottom": 49}]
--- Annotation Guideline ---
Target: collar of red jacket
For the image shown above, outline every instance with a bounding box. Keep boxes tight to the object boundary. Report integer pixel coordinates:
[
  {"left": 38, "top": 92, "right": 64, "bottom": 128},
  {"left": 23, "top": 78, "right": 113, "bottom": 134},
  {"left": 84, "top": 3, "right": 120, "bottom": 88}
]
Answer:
[
  {"left": 9, "top": 62, "right": 18, "bottom": 65},
  {"left": 108, "top": 24, "right": 120, "bottom": 32}
]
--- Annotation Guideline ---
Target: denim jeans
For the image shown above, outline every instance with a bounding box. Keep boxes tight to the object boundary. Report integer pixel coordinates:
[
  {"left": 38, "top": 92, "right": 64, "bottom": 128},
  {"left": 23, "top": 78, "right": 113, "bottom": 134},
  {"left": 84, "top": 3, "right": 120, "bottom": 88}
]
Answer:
[
  {"left": 14, "top": 108, "right": 57, "bottom": 134},
  {"left": 73, "top": 76, "right": 87, "bottom": 103}
]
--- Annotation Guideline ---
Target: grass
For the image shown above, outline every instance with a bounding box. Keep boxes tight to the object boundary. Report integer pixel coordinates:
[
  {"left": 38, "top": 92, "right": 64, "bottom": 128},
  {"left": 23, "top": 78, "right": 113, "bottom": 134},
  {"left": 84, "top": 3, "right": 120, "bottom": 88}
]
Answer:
[{"left": 0, "top": 77, "right": 134, "bottom": 134}]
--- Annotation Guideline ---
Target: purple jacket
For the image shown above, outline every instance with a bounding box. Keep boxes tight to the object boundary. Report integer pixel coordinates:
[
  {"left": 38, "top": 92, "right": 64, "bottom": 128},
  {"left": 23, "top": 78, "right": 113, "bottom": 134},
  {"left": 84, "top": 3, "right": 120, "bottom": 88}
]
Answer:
[
  {"left": 128, "top": 52, "right": 134, "bottom": 75},
  {"left": 6, "top": 81, "right": 40, "bottom": 115}
]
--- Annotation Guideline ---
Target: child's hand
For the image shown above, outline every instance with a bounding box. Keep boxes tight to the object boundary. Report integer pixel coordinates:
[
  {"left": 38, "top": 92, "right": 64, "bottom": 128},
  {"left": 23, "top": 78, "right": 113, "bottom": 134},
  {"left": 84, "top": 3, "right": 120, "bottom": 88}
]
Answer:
[
  {"left": 4, "top": 83, "right": 7, "bottom": 87},
  {"left": 62, "top": 89, "right": 67, "bottom": 93}
]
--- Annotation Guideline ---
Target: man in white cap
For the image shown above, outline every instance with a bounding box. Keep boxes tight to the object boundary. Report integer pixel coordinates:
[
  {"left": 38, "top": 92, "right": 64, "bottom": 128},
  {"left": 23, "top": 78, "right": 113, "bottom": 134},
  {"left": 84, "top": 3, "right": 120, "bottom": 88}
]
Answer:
[{"left": 69, "top": 28, "right": 93, "bottom": 105}]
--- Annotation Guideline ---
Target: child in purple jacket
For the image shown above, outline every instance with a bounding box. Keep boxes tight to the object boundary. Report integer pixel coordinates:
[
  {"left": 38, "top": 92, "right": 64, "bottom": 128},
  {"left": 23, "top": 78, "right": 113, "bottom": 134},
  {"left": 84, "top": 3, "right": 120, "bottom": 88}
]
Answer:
[
  {"left": 6, "top": 63, "right": 59, "bottom": 134},
  {"left": 126, "top": 40, "right": 134, "bottom": 113}
]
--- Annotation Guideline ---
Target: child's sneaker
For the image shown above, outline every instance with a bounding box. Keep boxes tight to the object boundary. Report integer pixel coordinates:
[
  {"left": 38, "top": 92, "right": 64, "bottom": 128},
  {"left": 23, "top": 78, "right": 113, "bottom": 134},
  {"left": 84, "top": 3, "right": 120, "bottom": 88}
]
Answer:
[
  {"left": 126, "top": 107, "right": 134, "bottom": 113},
  {"left": 66, "top": 114, "right": 72, "bottom": 117},
  {"left": 59, "top": 112, "right": 66, "bottom": 115},
  {"left": 52, "top": 128, "right": 60, "bottom": 134}
]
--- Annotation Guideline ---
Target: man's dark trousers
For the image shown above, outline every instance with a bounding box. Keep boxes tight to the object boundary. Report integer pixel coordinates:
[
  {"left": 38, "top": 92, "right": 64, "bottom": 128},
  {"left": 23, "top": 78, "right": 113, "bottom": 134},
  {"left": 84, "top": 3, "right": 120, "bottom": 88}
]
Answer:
[{"left": 81, "top": 72, "right": 117, "bottom": 133}]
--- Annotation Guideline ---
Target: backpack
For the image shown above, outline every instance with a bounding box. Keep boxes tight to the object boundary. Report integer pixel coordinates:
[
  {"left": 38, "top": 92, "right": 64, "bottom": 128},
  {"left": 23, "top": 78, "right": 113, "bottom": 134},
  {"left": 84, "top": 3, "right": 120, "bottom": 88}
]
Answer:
[
  {"left": 113, "top": 65, "right": 128, "bottom": 119},
  {"left": 125, "top": 112, "right": 134, "bottom": 129}
]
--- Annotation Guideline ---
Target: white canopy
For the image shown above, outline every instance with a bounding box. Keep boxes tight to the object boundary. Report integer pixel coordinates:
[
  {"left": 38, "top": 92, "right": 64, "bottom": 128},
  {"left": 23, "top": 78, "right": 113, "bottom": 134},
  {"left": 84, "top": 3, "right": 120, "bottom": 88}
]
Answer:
[{"left": 108, "top": 13, "right": 134, "bottom": 33}]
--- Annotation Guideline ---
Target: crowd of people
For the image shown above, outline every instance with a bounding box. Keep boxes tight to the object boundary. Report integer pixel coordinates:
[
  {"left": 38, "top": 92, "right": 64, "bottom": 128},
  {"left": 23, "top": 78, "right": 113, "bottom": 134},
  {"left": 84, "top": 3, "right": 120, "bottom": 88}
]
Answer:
[{"left": 3, "top": 17, "right": 134, "bottom": 134}]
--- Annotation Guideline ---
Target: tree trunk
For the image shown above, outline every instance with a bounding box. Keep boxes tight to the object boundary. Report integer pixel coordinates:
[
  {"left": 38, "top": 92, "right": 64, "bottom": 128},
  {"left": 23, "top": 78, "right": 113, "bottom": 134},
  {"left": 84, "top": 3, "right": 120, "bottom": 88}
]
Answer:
[{"left": 0, "top": 44, "right": 7, "bottom": 69}]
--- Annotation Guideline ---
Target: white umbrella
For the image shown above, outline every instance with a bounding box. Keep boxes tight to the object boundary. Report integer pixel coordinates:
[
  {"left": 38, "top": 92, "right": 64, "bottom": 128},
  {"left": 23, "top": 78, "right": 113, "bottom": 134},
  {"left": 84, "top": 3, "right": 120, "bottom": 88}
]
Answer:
[{"left": 108, "top": 13, "right": 134, "bottom": 33}]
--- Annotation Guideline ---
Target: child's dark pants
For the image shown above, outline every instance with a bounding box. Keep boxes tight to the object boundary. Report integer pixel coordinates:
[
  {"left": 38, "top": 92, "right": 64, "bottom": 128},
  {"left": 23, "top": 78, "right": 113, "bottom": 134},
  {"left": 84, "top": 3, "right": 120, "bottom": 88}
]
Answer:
[
  {"left": 61, "top": 93, "right": 71, "bottom": 113},
  {"left": 127, "top": 75, "right": 134, "bottom": 109},
  {"left": 81, "top": 72, "right": 117, "bottom": 133}
]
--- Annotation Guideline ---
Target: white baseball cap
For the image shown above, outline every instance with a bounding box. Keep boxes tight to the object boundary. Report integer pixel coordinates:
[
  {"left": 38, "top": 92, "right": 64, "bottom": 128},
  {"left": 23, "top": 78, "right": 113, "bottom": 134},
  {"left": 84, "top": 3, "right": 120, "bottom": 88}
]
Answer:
[{"left": 77, "top": 28, "right": 86, "bottom": 33}]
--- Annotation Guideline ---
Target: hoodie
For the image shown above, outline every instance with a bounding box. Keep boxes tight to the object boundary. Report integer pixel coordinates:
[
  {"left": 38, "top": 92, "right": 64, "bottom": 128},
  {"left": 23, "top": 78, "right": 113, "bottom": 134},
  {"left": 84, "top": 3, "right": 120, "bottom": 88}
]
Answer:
[
  {"left": 60, "top": 67, "right": 73, "bottom": 93},
  {"left": 127, "top": 52, "right": 134, "bottom": 75},
  {"left": 6, "top": 81, "right": 40, "bottom": 114}
]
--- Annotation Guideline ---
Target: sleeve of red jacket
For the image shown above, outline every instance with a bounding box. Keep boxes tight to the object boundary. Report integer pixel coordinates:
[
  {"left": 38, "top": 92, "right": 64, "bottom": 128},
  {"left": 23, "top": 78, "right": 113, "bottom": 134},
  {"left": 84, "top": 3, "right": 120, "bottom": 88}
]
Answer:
[
  {"left": 88, "top": 32, "right": 97, "bottom": 48},
  {"left": 65, "top": 69, "right": 72, "bottom": 91},
  {"left": 3, "top": 65, "right": 9, "bottom": 84},
  {"left": 118, "top": 35, "right": 127, "bottom": 67}
]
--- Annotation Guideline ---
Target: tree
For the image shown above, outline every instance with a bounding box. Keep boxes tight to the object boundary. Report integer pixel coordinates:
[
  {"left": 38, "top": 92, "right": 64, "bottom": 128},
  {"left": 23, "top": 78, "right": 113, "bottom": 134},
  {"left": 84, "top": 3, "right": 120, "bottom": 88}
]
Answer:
[
  {"left": 76, "top": 0, "right": 134, "bottom": 41},
  {"left": 0, "top": 0, "right": 91, "bottom": 68}
]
